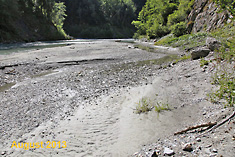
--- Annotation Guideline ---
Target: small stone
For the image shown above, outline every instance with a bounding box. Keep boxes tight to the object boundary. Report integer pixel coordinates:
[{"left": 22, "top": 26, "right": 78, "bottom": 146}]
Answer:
[
  {"left": 1, "top": 151, "right": 6, "bottom": 155},
  {"left": 151, "top": 151, "right": 158, "bottom": 157},
  {"left": 164, "top": 147, "right": 174, "bottom": 156},
  {"left": 212, "top": 148, "right": 218, "bottom": 153},
  {"left": 182, "top": 143, "right": 193, "bottom": 152},
  {"left": 205, "top": 144, "right": 212, "bottom": 148},
  {"left": 196, "top": 138, "right": 201, "bottom": 142}
]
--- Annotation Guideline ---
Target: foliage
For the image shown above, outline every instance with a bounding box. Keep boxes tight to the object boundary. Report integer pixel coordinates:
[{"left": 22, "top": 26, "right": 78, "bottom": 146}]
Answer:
[
  {"left": 132, "top": 0, "right": 194, "bottom": 39},
  {"left": 209, "top": 63, "right": 235, "bottom": 107},
  {"left": 155, "top": 32, "right": 209, "bottom": 50},
  {"left": 60, "top": 0, "right": 140, "bottom": 38},
  {"left": 167, "top": 0, "right": 194, "bottom": 26},
  {"left": 132, "top": 0, "right": 177, "bottom": 39},
  {"left": 0, "top": 0, "right": 68, "bottom": 42},
  {"left": 171, "top": 22, "right": 187, "bottom": 37},
  {"left": 51, "top": 2, "right": 66, "bottom": 28},
  {"left": 213, "top": 0, "right": 235, "bottom": 16},
  {"left": 208, "top": 24, "right": 235, "bottom": 107}
]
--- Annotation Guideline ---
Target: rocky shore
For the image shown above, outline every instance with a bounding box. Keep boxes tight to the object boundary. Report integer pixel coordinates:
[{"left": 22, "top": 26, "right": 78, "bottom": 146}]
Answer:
[{"left": 0, "top": 39, "right": 234, "bottom": 156}]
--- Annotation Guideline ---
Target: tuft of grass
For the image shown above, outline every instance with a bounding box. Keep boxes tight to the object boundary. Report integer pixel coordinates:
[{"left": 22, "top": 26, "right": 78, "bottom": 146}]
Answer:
[
  {"left": 155, "top": 32, "right": 209, "bottom": 50},
  {"left": 208, "top": 23, "right": 235, "bottom": 107},
  {"left": 200, "top": 58, "right": 209, "bottom": 67},
  {"left": 155, "top": 102, "right": 171, "bottom": 113},
  {"left": 173, "top": 55, "right": 191, "bottom": 64},
  {"left": 135, "top": 97, "right": 171, "bottom": 114},
  {"left": 135, "top": 97, "right": 153, "bottom": 114}
]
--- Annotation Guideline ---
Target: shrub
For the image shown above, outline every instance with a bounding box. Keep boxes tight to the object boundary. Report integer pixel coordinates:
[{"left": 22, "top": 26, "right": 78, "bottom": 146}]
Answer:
[{"left": 171, "top": 22, "right": 187, "bottom": 37}]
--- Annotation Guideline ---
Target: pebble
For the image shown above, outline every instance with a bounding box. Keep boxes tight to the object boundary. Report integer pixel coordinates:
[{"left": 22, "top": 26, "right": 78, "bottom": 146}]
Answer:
[
  {"left": 212, "top": 148, "right": 218, "bottom": 153},
  {"left": 1, "top": 151, "right": 6, "bottom": 155},
  {"left": 182, "top": 143, "right": 193, "bottom": 152},
  {"left": 164, "top": 147, "right": 174, "bottom": 156},
  {"left": 196, "top": 138, "right": 201, "bottom": 142}
]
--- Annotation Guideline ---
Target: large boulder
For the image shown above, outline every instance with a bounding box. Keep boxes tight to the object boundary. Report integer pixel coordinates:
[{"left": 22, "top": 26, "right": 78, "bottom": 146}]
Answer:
[
  {"left": 206, "top": 37, "right": 221, "bottom": 51},
  {"left": 191, "top": 47, "right": 210, "bottom": 60}
]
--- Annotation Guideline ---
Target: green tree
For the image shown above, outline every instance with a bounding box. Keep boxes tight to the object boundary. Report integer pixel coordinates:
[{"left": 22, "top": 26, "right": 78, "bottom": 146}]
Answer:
[
  {"left": 132, "top": 0, "right": 194, "bottom": 39},
  {"left": 132, "top": 0, "right": 178, "bottom": 38}
]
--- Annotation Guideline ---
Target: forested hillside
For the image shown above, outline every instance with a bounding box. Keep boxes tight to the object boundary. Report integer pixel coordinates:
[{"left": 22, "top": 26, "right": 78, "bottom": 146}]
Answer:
[
  {"left": 0, "top": 0, "right": 146, "bottom": 42},
  {"left": 0, "top": 0, "right": 67, "bottom": 43},
  {"left": 60, "top": 0, "right": 146, "bottom": 38},
  {"left": 1, "top": 0, "right": 233, "bottom": 42}
]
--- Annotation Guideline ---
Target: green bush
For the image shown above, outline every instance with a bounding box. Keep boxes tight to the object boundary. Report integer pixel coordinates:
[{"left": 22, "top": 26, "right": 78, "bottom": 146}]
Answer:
[
  {"left": 132, "top": 0, "right": 194, "bottom": 39},
  {"left": 167, "top": 11, "right": 187, "bottom": 27},
  {"left": 147, "top": 24, "right": 170, "bottom": 39},
  {"left": 171, "top": 22, "right": 187, "bottom": 37}
]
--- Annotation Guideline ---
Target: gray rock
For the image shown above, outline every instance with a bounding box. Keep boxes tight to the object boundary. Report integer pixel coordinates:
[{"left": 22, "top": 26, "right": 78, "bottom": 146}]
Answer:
[
  {"left": 212, "top": 148, "right": 218, "bottom": 153},
  {"left": 164, "top": 147, "right": 174, "bottom": 156},
  {"left": 206, "top": 37, "right": 221, "bottom": 51},
  {"left": 182, "top": 143, "right": 193, "bottom": 152},
  {"left": 196, "top": 138, "right": 202, "bottom": 142},
  {"left": 191, "top": 47, "right": 210, "bottom": 60}
]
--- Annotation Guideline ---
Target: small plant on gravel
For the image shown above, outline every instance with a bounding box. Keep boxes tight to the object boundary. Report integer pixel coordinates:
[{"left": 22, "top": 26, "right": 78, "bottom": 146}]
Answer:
[
  {"left": 135, "top": 97, "right": 153, "bottom": 114},
  {"left": 136, "top": 97, "right": 171, "bottom": 114},
  {"left": 208, "top": 24, "right": 235, "bottom": 107},
  {"left": 209, "top": 62, "right": 235, "bottom": 107},
  {"left": 200, "top": 58, "right": 209, "bottom": 67},
  {"left": 173, "top": 55, "right": 191, "bottom": 64},
  {"left": 155, "top": 102, "right": 171, "bottom": 113}
]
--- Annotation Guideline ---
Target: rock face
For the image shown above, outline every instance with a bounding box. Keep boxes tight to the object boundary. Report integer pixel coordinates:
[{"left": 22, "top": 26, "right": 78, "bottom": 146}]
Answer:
[
  {"left": 187, "top": 0, "right": 229, "bottom": 33},
  {"left": 191, "top": 47, "right": 210, "bottom": 60}
]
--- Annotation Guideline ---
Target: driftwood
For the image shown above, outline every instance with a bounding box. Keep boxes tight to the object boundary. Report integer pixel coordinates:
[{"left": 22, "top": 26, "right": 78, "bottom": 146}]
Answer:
[
  {"left": 174, "top": 121, "right": 217, "bottom": 135},
  {"left": 197, "top": 110, "right": 235, "bottom": 137},
  {"left": 0, "top": 63, "right": 29, "bottom": 70},
  {"left": 174, "top": 110, "right": 235, "bottom": 136}
]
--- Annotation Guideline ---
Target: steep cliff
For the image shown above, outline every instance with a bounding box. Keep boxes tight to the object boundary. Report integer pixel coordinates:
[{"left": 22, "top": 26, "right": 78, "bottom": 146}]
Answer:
[{"left": 187, "top": 0, "right": 232, "bottom": 33}]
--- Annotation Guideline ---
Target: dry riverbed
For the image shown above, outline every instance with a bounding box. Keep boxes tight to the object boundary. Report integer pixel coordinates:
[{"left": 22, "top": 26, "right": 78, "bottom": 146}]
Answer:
[{"left": 0, "top": 39, "right": 234, "bottom": 156}]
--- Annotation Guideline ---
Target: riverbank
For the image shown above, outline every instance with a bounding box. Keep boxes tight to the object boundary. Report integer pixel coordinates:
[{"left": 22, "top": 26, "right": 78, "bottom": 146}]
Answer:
[{"left": 0, "top": 39, "right": 234, "bottom": 156}]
